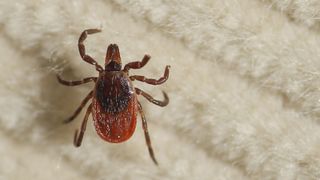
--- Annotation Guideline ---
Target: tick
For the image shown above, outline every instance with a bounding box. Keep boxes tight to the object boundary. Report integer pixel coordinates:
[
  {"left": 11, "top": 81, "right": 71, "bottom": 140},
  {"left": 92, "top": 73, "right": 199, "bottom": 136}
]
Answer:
[{"left": 57, "top": 29, "right": 170, "bottom": 165}]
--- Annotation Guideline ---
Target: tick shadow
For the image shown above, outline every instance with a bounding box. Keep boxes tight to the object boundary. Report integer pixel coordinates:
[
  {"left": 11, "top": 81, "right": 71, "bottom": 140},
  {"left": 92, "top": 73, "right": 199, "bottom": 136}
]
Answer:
[{"left": 35, "top": 63, "right": 96, "bottom": 146}]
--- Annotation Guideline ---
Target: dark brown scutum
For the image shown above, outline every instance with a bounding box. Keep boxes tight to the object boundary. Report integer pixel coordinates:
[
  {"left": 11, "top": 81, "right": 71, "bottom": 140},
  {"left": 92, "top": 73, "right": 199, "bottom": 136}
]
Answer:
[{"left": 96, "top": 72, "right": 134, "bottom": 114}]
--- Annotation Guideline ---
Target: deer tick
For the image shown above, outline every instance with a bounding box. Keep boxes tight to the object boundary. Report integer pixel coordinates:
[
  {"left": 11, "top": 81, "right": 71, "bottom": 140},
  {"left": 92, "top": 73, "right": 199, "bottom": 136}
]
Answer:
[{"left": 57, "top": 29, "right": 170, "bottom": 165}]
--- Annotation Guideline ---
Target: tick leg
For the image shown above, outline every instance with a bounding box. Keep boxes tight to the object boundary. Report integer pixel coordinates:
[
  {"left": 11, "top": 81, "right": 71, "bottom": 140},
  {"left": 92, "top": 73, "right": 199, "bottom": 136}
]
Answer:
[
  {"left": 78, "top": 29, "right": 104, "bottom": 72},
  {"left": 64, "top": 91, "right": 93, "bottom": 123},
  {"left": 123, "top": 54, "right": 150, "bottom": 72},
  {"left": 137, "top": 101, "right": 158, "bottom": 165},
  {"left": 135, "top": 88, "right": 169, "bottom": 107},
  {"left": 73, "top": 103, "right": 92, "bottom": 147},
  {"left": 57, "top": 75, "right": 97, "bottom": 86},
  {"left": 130, "top": 65, "right": 170, "bottom": 85}
]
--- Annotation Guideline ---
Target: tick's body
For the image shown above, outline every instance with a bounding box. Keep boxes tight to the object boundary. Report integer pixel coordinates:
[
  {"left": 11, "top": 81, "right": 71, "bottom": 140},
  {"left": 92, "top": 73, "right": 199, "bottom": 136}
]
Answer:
[
  {"left": 92, "top": 71, "right": 137, "bottom": 143},
  {"left": 57, "top": 29, "right": 170, "bottom": 165}
]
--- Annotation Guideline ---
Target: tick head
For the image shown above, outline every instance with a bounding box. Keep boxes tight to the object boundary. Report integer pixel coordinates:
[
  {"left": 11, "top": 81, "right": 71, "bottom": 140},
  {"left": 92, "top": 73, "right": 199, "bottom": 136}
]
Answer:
[{"left": 105, "top": 44, "right": 122, "bottom": 71}]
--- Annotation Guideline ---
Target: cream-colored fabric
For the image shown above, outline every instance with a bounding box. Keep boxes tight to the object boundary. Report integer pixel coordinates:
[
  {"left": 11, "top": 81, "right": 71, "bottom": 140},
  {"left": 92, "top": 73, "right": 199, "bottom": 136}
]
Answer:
[{"left": 1, "top": 0, "right": 320, "bottom": 179}]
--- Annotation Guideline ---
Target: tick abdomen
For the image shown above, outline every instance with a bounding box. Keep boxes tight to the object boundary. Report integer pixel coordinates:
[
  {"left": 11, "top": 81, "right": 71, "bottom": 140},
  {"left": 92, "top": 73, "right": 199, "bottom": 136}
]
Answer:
[
  {"left": 92, "top": 96, "right": 137, "bottom": 143},
  {"left": 95, "top": 71, "right": 134, "bottom": 113}
]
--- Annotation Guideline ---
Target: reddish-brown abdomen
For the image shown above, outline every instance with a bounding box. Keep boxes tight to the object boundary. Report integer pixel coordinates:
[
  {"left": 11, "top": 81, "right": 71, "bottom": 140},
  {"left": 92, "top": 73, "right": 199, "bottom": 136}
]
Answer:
[{"left": 92, "top": 71, "right": 137, "bottom": 143}]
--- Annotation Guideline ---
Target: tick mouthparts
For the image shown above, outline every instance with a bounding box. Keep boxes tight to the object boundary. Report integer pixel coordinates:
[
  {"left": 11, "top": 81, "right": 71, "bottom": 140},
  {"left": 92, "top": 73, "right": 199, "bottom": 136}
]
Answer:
[{"left": 105, "top": 44, "right": 121, "bottom": 64}]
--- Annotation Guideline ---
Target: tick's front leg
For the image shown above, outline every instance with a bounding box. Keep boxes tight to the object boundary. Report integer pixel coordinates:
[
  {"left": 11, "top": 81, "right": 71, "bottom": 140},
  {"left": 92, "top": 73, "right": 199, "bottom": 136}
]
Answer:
[{"left": 78, "top": 29, "right": 104, "bottom": 72}]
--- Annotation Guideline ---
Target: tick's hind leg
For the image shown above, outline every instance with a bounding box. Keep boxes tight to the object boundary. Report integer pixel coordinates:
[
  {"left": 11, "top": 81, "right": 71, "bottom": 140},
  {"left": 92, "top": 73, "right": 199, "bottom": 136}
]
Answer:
[
  {"left": 64, "top": 91, "right": 93, "bottom": 123},
  {"left": 130, "top": 65, "right": 170, "bottom": 85},
  {"left": 135, "top": 88, "right": 169, "bottom": 107},
  {"left": 73, "top": 103, "right": 92, "bottom": 147},
  {"left": 57, "top": 75, "right": 97, "bottom": 86},
  {"left": 78, "top": 29, "right": 104, "bottom": 72},
  {"left": 137, "top": 101, "right": 158, "bottom": 165}
]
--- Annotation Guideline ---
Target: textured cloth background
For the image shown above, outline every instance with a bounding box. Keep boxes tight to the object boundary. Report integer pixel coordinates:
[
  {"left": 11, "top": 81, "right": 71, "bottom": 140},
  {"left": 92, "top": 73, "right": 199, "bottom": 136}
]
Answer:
[{"left": 1, "top": 0, "right": 320, "bottom": 179}]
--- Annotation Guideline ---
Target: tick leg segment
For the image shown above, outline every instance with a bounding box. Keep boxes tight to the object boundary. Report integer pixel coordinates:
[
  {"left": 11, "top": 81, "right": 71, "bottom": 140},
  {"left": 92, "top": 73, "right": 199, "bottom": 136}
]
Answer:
[
  {"left": 78, "top": 29, "right": 104, "bottom": 72},
  {"left": 74, "top": 103, "right": 92, "bottom": 147},
  {"left": 135, "top": 88, "right": 169, "bottom": 107},
  {"left": 129, "top": 65, "right": 170, "bottom": 85},
  {"left": 123, "top": 54, "right": 150, "bottom": 72},
  {"left": 137, "top": 101, "right": 158, "bottom": 165},
  {"left": 57, "top": 75, "right": 97, "bottom": 86},
  {"left": 64, "top": 91, "right": 93, "bottom": 123}
]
